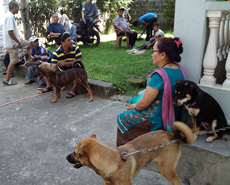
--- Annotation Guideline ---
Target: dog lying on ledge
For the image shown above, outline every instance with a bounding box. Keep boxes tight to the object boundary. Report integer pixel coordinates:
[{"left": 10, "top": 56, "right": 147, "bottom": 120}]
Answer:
[
  {"left": 34, "top": 60, "right": 93, "bottom": 103},
  {"left": 66, "top": 121, "right": 196, "bottom": 185}
]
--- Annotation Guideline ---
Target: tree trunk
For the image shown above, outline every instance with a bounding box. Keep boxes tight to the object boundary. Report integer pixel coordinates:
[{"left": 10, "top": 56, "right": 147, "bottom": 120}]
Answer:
[{"left": 20, "top": 0, "right": 31, "bottom": 40}]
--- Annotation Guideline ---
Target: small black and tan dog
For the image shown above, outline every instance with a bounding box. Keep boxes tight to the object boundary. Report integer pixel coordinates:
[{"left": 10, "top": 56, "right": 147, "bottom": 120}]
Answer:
[
  {"left": 174, "top": 80, "right": 229, "bottom": 142},
  {"left": 35, "top": 60, "right": 93, "bottom": 103}
]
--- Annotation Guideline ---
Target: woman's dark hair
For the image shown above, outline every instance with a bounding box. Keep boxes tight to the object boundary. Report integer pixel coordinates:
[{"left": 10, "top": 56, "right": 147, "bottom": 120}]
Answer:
[
  {"left": 60, "top": 32, "right": 70, "bottom": 42},
  {"left": 156, "top": 37, "right": 183, "bottom": 62}
]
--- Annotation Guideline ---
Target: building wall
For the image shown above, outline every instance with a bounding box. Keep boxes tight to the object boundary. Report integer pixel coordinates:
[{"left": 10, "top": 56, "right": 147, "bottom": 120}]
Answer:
[
  {"left": 129, "top": 0, "right": 169, "bottom": 30},
  {"left": 174, "top": 0, "right": 230, "bottom": 122}
]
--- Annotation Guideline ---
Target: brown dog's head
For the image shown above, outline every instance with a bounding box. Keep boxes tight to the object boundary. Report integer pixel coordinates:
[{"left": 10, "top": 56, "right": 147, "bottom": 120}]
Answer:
[
  {"left": 34, "top": 65, "right": 52, "bottom": 78},
  {"left": 174, "top": 80, "right": 199, "bottom": 106},
  {"left": 66, "top": 134, "right": 97, "bottom": 169}
]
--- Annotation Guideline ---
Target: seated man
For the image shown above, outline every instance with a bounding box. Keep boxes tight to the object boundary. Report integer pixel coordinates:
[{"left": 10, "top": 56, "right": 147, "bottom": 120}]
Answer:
[
  {"left": 40, "top": 32, "right": 82, "bottom": 98},
  {"left": 24, "top": 36, "right": 52, "bottom": 90},
  {"left": 80, "top": 0, "right": 100, "bottom": 37},
  {"left": 113, "top": 8, "right": 137, "bottom": 48},
  {"left": 47, "top": 12, "right": 76, "bottom": 46},
  {"left": 133, "top": 12, "right": 158, "bottom": 41}
]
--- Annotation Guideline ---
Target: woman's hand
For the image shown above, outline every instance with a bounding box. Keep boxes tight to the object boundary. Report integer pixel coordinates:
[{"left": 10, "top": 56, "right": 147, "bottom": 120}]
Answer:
[{"left": 128, "top": 104, "right": 136, "bottom": 110}]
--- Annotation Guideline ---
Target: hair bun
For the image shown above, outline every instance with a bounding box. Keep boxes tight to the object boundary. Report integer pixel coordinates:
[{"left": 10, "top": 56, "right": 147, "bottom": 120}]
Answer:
[{"left": 173, "top": 37, "right": 183, "bottom": 55}]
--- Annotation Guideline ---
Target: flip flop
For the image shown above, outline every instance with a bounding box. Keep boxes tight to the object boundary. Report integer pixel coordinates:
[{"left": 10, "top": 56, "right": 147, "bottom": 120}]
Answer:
[
  {"left": 66, "top": 89, "right": 77, "bottom": 98},
  {"left": 39, "top": 86, "right": 54, "bottom": 94}
]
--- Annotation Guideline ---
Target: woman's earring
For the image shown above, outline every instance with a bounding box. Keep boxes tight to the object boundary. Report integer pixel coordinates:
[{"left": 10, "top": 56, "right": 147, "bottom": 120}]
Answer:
[{"left": 161, "top": 57, "right": 163, "bottom": 60}]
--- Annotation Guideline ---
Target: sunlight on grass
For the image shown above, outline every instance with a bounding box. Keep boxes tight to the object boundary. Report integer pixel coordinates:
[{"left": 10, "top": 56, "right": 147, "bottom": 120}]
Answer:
[{"left": 45, "top": 29, "right": 173, "bottom": 95}]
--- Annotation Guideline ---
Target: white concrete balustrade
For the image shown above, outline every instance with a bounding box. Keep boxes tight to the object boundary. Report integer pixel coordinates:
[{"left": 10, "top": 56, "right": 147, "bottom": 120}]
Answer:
[{"left": 200, "top": 10, "right": 230, "bottom": 90}]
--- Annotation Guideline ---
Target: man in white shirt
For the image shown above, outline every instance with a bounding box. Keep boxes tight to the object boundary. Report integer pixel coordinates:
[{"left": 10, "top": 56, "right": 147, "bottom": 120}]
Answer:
[{"left": 3, "top": 1, "right": 30, "bottom": 85}]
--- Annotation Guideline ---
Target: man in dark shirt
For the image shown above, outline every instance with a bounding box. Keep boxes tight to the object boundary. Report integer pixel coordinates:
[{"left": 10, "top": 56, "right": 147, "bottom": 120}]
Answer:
[
  {"left": 80, "top": 0, "right": 100, "bottom": 37},
  {"left": 47, "top": 12, "right": 76, "bottom": 46},
  {"left": 40, "top": 32, "right": 82, "bottom": 98}
]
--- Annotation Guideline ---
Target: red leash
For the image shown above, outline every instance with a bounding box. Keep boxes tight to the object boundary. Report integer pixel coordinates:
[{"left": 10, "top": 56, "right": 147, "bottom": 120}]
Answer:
[{"left": 0, "top": 87, "right": 65, "bottom": 107}]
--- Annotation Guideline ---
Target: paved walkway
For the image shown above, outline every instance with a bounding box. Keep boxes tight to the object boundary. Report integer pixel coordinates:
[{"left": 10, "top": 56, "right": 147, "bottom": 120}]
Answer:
[{"left": 0, "top": 75, "right": 172, "bottom": 185}]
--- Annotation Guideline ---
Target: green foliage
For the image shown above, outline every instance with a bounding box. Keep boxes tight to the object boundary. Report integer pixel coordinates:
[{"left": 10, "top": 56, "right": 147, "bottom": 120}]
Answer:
[
  {"left": 28, "top": 0, "right": 134, "bottom": 36},
  {"left": 98, "top": 0, "right": 133, "bottom": 34},
  {"left": 163, "top": 0, "right": 175, "bottom": 28}
]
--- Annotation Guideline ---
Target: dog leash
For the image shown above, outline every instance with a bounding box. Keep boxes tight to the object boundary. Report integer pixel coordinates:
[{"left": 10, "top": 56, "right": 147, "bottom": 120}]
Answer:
[
  {"left": 120, "top": 139, "right": 179, "bottom": 161},
  {"left": 0, "top": 86, "right": 65, "bottom": 108},
  {"left": 120, "top": 126, "right": 230, "bottom": 160}
]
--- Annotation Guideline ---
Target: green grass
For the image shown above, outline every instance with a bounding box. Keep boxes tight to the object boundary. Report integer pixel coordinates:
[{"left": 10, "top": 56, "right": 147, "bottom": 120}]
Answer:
[{"left": 46, "top": 28, "right": 173, "bottom": 96}]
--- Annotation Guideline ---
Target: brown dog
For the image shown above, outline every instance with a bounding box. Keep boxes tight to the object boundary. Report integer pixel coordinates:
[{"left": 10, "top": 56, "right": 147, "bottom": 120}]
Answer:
[
  {"left": 35, "top": 60, "right": 93, "bottom": 103},
  {"left": 66, "top": 121, "right": 196, "bottom": 185}
]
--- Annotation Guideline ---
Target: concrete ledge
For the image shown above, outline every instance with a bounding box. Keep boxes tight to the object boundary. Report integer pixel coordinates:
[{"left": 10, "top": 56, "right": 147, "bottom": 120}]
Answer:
[
  {"left": 144, "top": 135, "right": 230, "bottom": 185},
  {"left": 13, "top": 65, "right": 116, "bottom": 98}
]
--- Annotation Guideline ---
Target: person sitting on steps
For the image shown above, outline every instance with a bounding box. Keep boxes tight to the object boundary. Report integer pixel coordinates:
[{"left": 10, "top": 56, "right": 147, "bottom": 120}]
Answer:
[{"left": 24, "top": 36, "right": 52, "bottom": 91}]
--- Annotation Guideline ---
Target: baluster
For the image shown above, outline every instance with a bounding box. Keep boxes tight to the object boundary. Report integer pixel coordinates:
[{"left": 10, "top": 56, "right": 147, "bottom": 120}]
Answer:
[
  {"left": 200, "top": 11, "right": 222, "bottom": 87},
  {"left": 223, "top": 51, "right": 230, "bottom": 89},
  {"left": 227, "top": 12, "right": 230, "bottom": 54},
  {"left": 217, "top": 14, "right": 225, "bottom": 61},
  {"left": 223, "top": 12, "right": 229, "bottom": 59},
  {"left": 223, "top": 12, "right": 230, "bottom": 89}
]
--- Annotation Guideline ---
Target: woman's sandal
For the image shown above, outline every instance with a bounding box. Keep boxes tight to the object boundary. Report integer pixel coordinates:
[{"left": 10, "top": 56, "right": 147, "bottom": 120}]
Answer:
[
  {"left": 66, "top": 88, "right": 77, "bottom": 98},
  {"left": 39, "top": 86, "right": 54, "bottom": 94}
]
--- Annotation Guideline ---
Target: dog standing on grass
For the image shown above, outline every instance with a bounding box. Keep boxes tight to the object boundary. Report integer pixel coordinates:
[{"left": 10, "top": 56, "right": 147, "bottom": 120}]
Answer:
[
  {"left": 35, "top": 60, "right": 93, "bottom": 103},
  {"left": 174, "top": 80, "right": 229, "bottom": 142},
  {"left": 66, "top": 121, "right": 196, "bottom": 185}
]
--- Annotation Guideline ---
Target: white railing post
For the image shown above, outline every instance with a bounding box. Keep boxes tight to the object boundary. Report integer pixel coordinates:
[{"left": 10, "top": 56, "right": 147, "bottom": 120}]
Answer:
[
  {"left": 226, "top": 12, "right": 230, "bottom": 54},
  {"left": 223, "top": 12, "right": 229, "bottom": 59},
  {"left": 200, "top": 11, "right": 223, "bottom": 87},
  {"left": 223, "top": 51, "right": 230, "bottom": 90},
  {"left": 217, "top": 14, "right": 224, "bottom": 61}
]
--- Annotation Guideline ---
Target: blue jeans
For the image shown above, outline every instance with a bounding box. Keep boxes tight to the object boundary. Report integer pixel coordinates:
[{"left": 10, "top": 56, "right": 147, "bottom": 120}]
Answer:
[
  {"left": 26, "top": 65, "right": 46, "bottom": 84},
  {"left": 149, "top": 38, "right": 155, "bottom": 43},
  {"left": 69, "top": 24, "right": 76, "bottom": 41}
]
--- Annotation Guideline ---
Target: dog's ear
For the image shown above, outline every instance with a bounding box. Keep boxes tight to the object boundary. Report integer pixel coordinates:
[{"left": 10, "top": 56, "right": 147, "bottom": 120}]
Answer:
[
  {"left": 91, "top": 134, "right": 96, "bottom": 138},
  {"left": 78, "top": 145, "right": 89, "bottom": 157}
]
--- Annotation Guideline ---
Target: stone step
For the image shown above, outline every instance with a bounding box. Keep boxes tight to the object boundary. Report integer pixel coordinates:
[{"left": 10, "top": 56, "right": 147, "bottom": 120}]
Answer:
[
  {"left": 144, "top": 133, "right": 230, "bottom": 185},
  {"left": 12, "top": 64, "right": 116, "bottom": 98}
]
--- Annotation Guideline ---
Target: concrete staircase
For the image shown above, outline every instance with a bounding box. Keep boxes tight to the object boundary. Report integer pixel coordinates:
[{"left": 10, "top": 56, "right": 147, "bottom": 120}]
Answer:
[{"left": 2, "top": 64, "right": 230, "bottom": 185}]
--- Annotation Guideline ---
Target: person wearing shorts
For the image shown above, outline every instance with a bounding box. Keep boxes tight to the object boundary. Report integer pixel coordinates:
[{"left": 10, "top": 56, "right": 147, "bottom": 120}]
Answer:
[{"left": 3, "top": 1, "right": 30, "bottom": 85}]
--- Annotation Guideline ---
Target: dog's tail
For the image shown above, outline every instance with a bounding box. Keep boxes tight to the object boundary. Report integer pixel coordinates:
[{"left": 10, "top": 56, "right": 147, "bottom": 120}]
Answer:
[
  {"left": 171, "top": 121, "right": 197, "bottom": 144},
  {"left": 73, "top": 60, "right": 85, "bottom": 69}
]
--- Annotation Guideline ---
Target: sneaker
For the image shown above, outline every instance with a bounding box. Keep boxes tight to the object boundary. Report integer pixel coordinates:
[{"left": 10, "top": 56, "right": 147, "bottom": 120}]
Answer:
[
  {"left": 24, "top": 80, "right": 36, "bottom": 86},
  {"left": 37, "top": 84, "right": 46, "bottom": 90},
  {"left": 3, "top": 80, "right": 17, "bottom": 86}
]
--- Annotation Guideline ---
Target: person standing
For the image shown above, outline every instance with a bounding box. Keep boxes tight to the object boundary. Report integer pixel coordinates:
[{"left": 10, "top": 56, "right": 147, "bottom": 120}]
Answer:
[
  {"left": 133, "top": 12, "right": 158, "bottom": 41},
  {"left": 113, "top": 8, "right": 137, "bottom": 49},
  {"left": 24, "top": 36, "right": 52, "bottom": 90},
  {"left": 3, "top": 1, "right": 30, "bottom": 85},
  {"left": 80, "top": 0, "right": 100, "bottom": 37}
]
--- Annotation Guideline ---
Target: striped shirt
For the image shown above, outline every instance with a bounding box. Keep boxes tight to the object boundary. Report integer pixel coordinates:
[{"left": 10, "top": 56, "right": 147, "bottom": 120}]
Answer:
[
  {"left": 30, "top": 46, "right": 52, "bottom": 63},
  {"left": 51, "top": 44, "right": 82, "bottom": 71}
]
